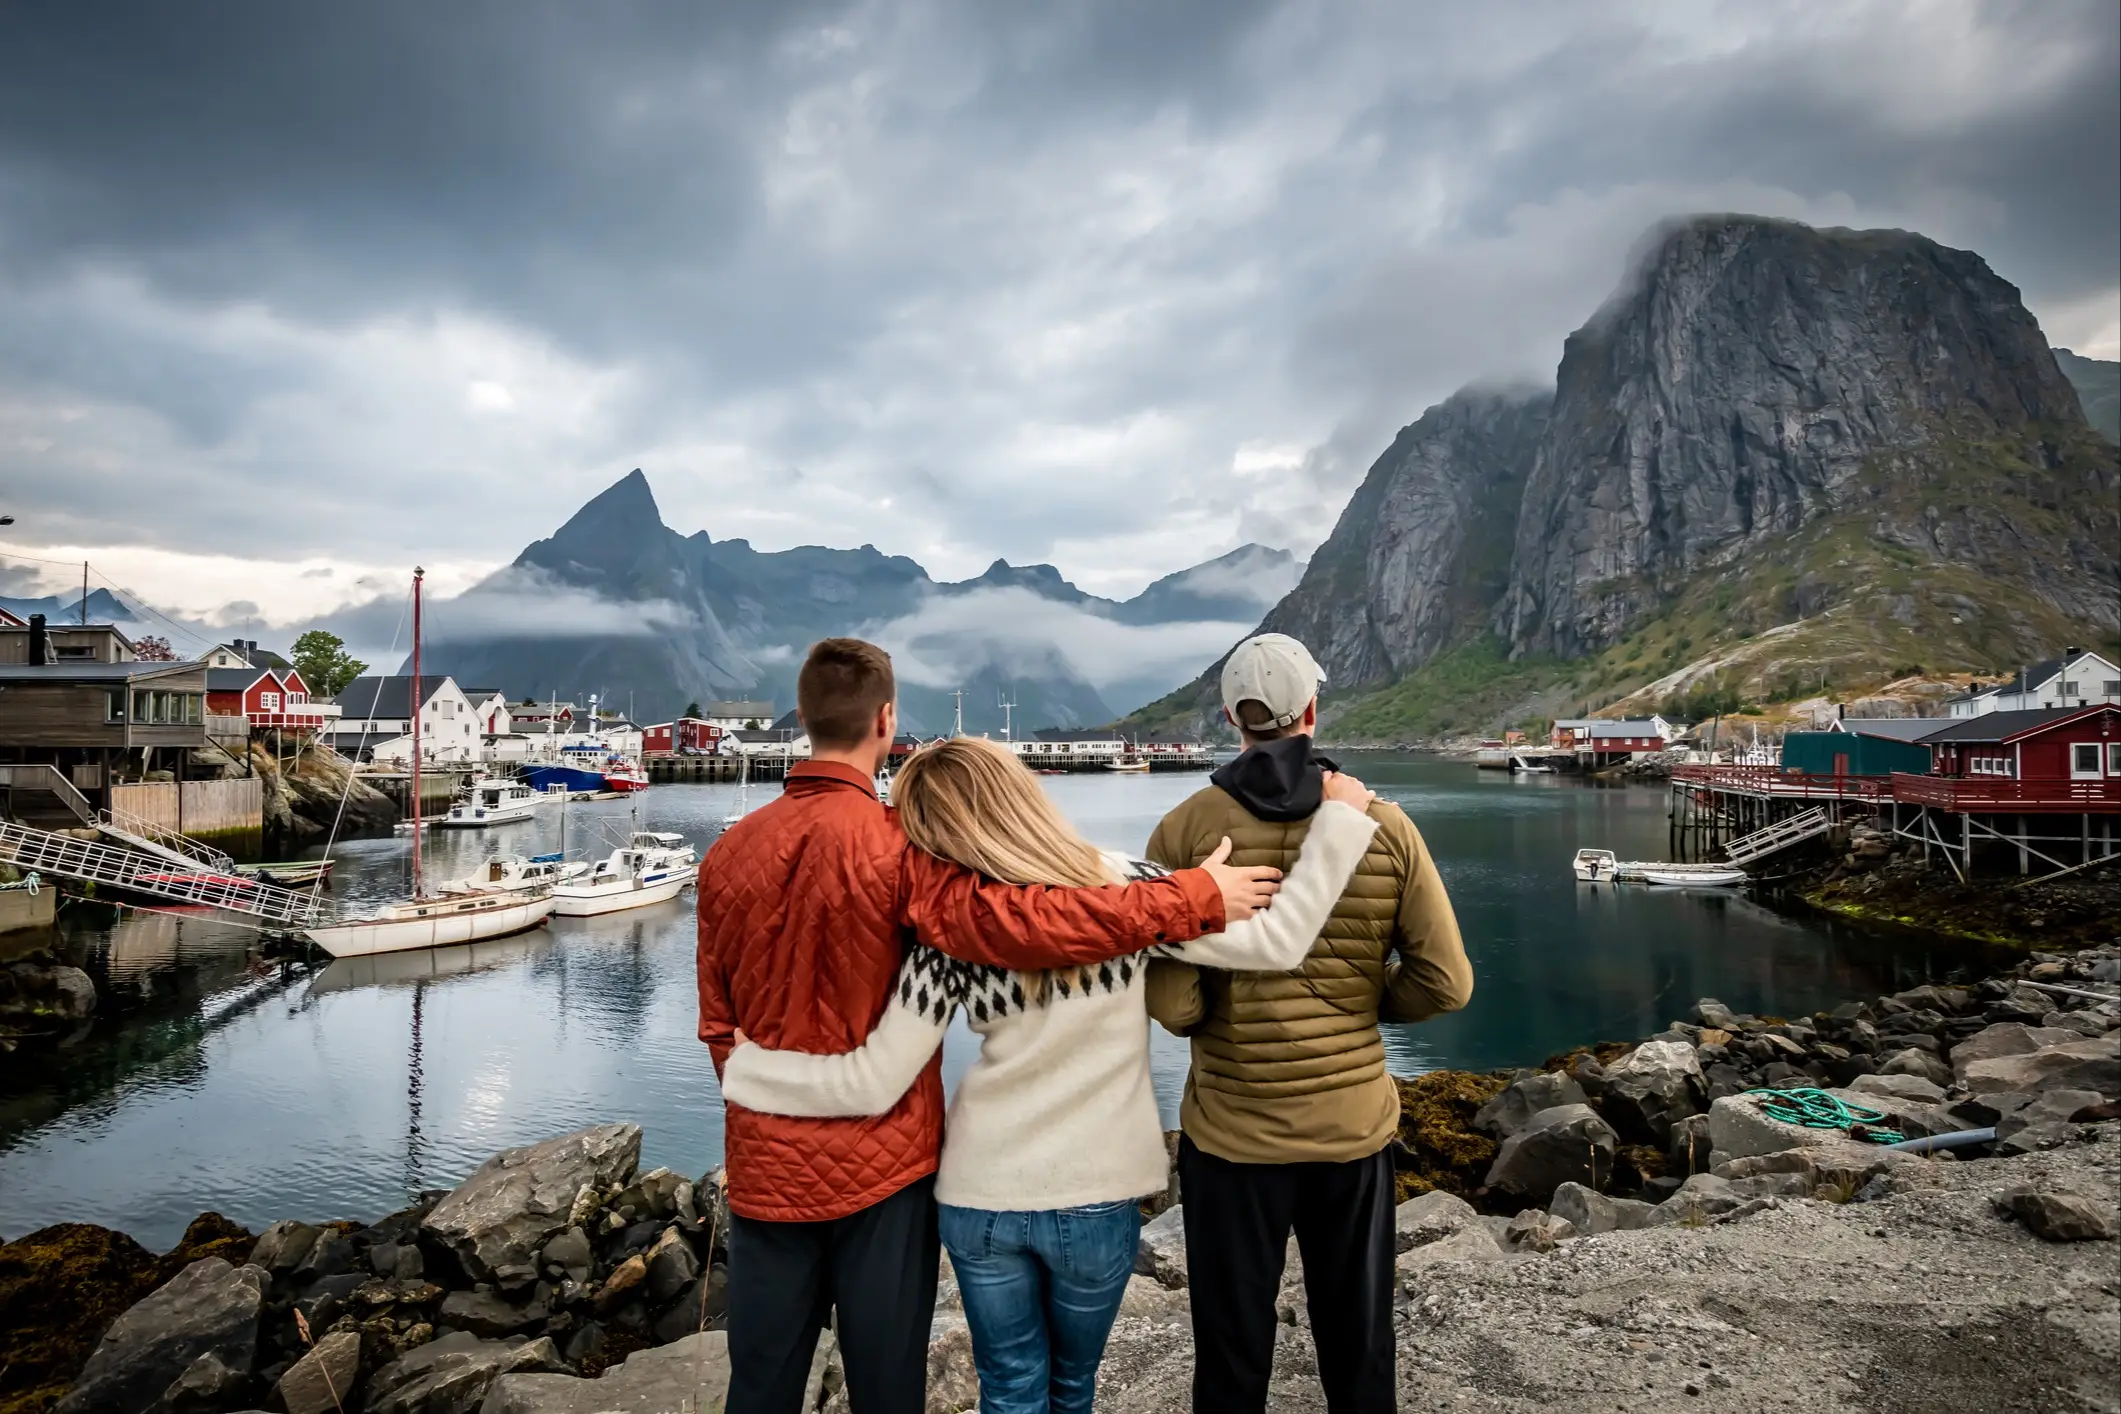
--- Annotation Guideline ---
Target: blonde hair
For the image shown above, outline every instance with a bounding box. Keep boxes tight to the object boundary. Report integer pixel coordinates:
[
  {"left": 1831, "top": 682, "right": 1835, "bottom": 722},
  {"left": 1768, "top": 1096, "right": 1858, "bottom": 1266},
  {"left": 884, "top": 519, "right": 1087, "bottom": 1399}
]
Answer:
[
  {"left": 893, "top": 737, "right": 1118, "bottom": 889},
  {"left": 892, "top": 738, "right": 1120, "bottom": 1003}
]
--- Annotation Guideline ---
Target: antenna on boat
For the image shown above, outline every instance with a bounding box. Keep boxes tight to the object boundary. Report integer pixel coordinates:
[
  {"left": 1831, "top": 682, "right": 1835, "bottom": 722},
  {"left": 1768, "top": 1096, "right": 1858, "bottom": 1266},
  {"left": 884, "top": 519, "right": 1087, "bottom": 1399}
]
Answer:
[
  {"left": 411, "top": 566, "right": 425, "bottom": 901},
  {"left": 952, "top": 687, "right": 965, "bottom": 738},
  {"left": 998, "top": 689, "right": 1015, "bottom": 743}
]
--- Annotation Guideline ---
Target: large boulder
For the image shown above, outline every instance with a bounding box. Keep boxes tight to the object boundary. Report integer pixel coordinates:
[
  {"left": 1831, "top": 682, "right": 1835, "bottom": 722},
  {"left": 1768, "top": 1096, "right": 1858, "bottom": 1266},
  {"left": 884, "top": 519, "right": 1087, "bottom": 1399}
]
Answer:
[
  {"left": 1548, "top": 1182, "right": 1658, "bottom": 1235},
  {"left": 423, "top": 1124, "right": 642, "bottom": 1287},
  {"left": 55, "top": 1258, "right": 266, "bottom": 1414},
  {"left": 1847, "top": 1073, "right": 1946, "bottom": 1104},
  {"left": 1471, "top": 1071, "right": 1588, "bottom": 1138},
  {"left": 1600, "top": 1042, "right": 1707, "bottom": 1148},
  {"left": 1133, "top": 1206, "right": 1187, "bottom": 1289},
  {"left": 1949, "top": 1023, "right": 2082, "bottom": 1082},
  {"left": 364, "top": 1332, "right": 565, "bottom": 1414},
  {"left": 1649, "top": 1174, "right": 1746, "bottom": 1224},
  {"left": 1992, "top": 1187, "right": 2120, "bottom": 1243},
  {"left": 1961, "top": 1037, "right": 2120, "bottom": 1098},
  {"left": 1393, "top": 1190, "right": 1478, "bottom": 1251},
  {"left": 1483, "top": 1104, "right": 1618, "bottom": 1199},
  {"left": 1394, "top": 1225, "right": 1502, "bottom": 1280},
  {"left": 1705, "top": 1093, "right": 1870, "bottom": 1161},
  {"left": 277, "top": 1329, "right": 362, "bottom": 1414}
]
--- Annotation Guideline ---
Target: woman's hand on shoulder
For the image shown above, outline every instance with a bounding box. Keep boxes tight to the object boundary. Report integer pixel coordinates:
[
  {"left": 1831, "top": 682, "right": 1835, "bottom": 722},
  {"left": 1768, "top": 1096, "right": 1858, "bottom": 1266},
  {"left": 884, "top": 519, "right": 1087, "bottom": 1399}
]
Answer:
[{"left": 1321, "top": 770, "right": 1375, "bottom": 811}]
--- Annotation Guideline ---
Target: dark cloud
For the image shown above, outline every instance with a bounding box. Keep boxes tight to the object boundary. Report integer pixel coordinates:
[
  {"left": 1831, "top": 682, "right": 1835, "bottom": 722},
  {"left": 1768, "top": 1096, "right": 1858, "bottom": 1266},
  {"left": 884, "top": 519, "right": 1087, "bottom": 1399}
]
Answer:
[{"left": 0, "top": 0, "right": 2113, "bottom": 609}]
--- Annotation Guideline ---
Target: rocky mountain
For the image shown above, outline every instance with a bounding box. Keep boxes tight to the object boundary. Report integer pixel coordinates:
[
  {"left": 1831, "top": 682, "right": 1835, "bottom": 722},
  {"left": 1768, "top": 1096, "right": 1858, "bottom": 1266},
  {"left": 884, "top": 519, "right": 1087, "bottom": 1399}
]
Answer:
[
  {"left": 0, "top": 587, "right": 138, "bottom": 628},
  {"left": 416, "top": 471, "right": 1286, "bottom": 733},
  {"left": 2056, "top": 347, "right": 2120, "bottom": 442},
  {"left": 1495, "top": 216, "right": 2114, "bottom": 659},
  {"left": 1135, "top": 214, "right": 2119, "bottom": 740}
]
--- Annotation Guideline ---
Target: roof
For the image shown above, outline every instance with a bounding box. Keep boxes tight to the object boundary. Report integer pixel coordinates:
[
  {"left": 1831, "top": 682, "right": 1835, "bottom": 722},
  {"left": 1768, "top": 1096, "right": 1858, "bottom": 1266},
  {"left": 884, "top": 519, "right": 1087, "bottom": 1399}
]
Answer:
[
  {"left": 458, "top": 686, "right": 504, "bottom": 701},
  {"left": 705, "top": 700, "right": 776, "bottom": 717},
  {"left": 731, "top": 728, "right": 803, "bottom": 743},
  {"left": 1830, "top": 717, "right": 1960, "bottom": 742},
  {"left": 206, "top": 666, "right": 280, "bottom": 691},
  {"left": 1916, "top": 705, "right": 2120, "bottom": 744},
  {"left": 1963, "top": 651, "right": 2114, "bottom": 700},
  {"left": 771, "top": 708, "right": 803, "bottom": 731},
  {"left": 1585, "top": 719, "right": 1663, "bottom": 737},
  {"left": 0, "top": 661, "right": 202, "bottom": 683},
  {"left": 333, "top": 675, "right": 457, "bottom": 718}
]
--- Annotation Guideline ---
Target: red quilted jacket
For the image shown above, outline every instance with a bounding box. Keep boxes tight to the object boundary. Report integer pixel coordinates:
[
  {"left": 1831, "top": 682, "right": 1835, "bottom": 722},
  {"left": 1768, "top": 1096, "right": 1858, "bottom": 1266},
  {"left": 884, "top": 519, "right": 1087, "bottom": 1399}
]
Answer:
[{"left": 697, "top": 759, "right": 1226, "bottom": 1222}]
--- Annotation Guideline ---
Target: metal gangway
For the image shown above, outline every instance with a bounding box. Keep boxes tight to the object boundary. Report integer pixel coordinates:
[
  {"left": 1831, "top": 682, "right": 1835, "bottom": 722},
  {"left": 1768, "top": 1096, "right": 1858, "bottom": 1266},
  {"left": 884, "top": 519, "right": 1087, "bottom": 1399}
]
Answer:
[
  {"left": 99, "top": 805, "right": 237, "bottom": 874},
  {"left": 0, "top": 818, "right": 321, "bottom": 929},
  {"left": 1722, "top": 806, "right": 1832, "bottom": 867}
]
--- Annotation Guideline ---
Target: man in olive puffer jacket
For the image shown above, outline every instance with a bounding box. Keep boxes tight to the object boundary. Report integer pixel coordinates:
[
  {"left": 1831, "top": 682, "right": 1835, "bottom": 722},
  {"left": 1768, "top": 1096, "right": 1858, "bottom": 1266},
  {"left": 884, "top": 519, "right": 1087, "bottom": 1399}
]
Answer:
[{"left": 1145, "top": 632, "right": 1475, "bottom": 1414}]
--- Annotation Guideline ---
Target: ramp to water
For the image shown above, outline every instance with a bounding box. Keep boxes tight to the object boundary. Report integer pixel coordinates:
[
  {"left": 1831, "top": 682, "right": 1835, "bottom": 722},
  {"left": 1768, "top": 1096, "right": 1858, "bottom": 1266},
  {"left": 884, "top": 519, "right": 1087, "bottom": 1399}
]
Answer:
[
  {"left": 1724, "top": 806, "right": 1832, "bottom": 866},
  {"left": 0, "top": 818, "right": 319, "bottom": 927}
]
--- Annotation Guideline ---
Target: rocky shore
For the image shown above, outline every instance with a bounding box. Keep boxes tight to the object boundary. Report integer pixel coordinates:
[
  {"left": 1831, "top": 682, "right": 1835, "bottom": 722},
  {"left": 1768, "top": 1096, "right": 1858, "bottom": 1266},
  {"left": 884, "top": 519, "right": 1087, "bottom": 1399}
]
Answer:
[{"left": 3, "top": 947, "right": 2116, "bottom": 1414}]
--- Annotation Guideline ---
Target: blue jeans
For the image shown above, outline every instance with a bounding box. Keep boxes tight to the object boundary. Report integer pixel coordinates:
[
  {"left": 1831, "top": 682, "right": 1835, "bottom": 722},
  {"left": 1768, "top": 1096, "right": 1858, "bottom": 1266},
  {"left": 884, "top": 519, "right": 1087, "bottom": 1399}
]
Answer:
[{"left": 938, "top": 1200, "right": 1141, "bottom": 1414}]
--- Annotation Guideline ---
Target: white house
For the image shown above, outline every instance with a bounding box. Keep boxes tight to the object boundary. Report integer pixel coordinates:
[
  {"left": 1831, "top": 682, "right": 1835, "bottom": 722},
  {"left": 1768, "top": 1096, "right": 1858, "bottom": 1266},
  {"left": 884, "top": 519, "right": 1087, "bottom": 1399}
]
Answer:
[
  {"left": 728, "top": 728, "right": 811, "bottom": 758},
  {"left": 327, "top": 675, "right": 481, "bottom": 763},
  {"left": 459, "top": 687, "right": 513, "bottom": 735},
  {"left": 1010, "top": 729, "right": 1128, "bottom": 766},
  {"left": 703, "top": 700, "right": 777, "bottom": 730},
  {"left": 1947, "top": 649, "right": 2121, "bottom": 717}
]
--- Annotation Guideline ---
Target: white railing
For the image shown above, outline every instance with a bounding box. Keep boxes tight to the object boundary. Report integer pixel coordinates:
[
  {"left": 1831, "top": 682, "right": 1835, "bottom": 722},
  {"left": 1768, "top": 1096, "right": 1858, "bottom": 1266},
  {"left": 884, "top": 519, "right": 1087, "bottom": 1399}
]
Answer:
[
  {"left": 100, "top": 806, "right": 237, "bottom": 874},
  {"left": 1722, "top": 807, "right": 1832, "bottom": 866},
  {"left": 0, "top": 819, "right": 321, "bottom": 927}
]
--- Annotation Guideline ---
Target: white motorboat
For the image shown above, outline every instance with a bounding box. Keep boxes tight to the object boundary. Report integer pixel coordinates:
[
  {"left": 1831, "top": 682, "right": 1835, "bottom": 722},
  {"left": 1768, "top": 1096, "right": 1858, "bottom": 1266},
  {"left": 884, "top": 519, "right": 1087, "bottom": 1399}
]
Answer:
[
  {"left": 1573, "top": 848, "right": 1623, "bottom": 881},
  {"left": 1509, "top": 753, "right": 1555, "bottom": 774},
  {"left": 438, "top": 777, "right": 545, "bottom": 828},
  {"left": 1640, "top": 864, "right": 1748, "bottom": 888},
  {"left": 552, "top": 833, "right": 697, "bottom": 917}
]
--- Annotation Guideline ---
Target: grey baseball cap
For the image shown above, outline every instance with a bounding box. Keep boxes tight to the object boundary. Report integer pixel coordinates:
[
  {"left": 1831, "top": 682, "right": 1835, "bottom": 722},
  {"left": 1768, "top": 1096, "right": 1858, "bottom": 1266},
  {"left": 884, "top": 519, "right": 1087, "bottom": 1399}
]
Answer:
[{"left": 1221, "top": 633, "right": 1326, "bottom": 729}]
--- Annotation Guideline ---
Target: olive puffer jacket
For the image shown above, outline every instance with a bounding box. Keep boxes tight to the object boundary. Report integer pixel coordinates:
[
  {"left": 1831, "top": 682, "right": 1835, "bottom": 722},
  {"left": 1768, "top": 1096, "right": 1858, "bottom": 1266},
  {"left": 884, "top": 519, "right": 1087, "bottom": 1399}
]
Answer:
[{"left": 1144, "top": 742, "right": 1473, "bottom": 1164}]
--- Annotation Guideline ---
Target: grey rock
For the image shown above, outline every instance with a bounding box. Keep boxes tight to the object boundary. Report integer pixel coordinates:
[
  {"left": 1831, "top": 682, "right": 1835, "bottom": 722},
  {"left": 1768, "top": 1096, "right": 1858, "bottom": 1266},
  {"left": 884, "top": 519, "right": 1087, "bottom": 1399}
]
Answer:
[
  {"left": 1394, "top": 1190, "right": 1478, "bottom": 1251},
  {"left": 1650, "top": 1174, "right": 1745, "bottom": 1225},
  {"left": 1876, "top": 1048, "right": 1952, "bottom": 1090},
  {"left": 1827, "top": 1087, "right": 1960, "bottom": 1141},
  {"left": 1503, "top": 1209, "right": 1575, "bottom": 1251},
  {"left": 1484, "top": 1103, "right": 1619, "bottom": 1199},
  {"left": 1997, "top": 1089, "right": 2108, "bottom": 1142},
  {"left": 0, "top": 960, "right": 98, "bottom": 1023},
  {"left": 55, "top": 1258, "right": 266, "bottom": 1414},
  {"left": 1847, "top": 1072, "right": 1947, "bottom": 1104},
  {"left": 277, "top": 1329, "right": 362, "bottom": 1414},
  {"left": 1134, "top": 1205, "right": 1187, "bottom": 1289},
  {"left": 422, "top": 1123, "right": 642, "bottom": 1287},
  {"left": 1668, "top": 1113, "right": 1713, "bottom": 1176},
  {"left": 2043, "top": 1010, "right": 2113, "bottom": 1038},
  {"left": 1962, "top": 1038, "right": 2121, "bottom": 1097},
  {"left": 1728, "top": 1170, "right": 1816, "bottom": 1201},
  {"left": 1548, "top": 1182, "right": 1658, "bottom": 1235},
  {"left": 481, "top": 1331, "right": 737, "bottom": 1414},
  {"left": 1992, "top": 1187, "right": 2120, "bottom": 1242},
  {"left": 1395, "top": 1225, "right": 1503, "bottom": 1279},
  {"left": 1695, "top": 999, "right": 1741, "bottom": 1031},
  {"left": 1473, "top": 1070, "right": 1589, "bottom": 1139},
  {"left": 644, "top": 1226, "right": 700, "bottom": 1307},
  {"left": 364, "top": 1332, "right": 565, "bottom": 1414},
  {"left": 249, "top": 1219, "right": 321, "bottom": 1277},
  {"left": 439, "top": 1290, "right": 547, "bottom": 1339},
  {"left": 1600, "top": 1041, "right": 1707, "bottom": 1147},
  {"left": 539, "top": 1227, "right": 592, "bottom": 1286},
  {"left": 1494, "top": 215, "right": 2117, "bottom": 657},
  {"left": 1949, "top": 1023, "right": 2083, "bottom": 1082}
]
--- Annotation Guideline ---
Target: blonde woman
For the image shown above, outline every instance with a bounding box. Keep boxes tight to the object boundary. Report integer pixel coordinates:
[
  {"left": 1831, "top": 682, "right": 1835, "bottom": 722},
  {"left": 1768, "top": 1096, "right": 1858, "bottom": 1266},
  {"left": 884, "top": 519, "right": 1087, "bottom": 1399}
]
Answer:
[{"left": 721, "top": 737, "right": 1379, "bottom": 1414}]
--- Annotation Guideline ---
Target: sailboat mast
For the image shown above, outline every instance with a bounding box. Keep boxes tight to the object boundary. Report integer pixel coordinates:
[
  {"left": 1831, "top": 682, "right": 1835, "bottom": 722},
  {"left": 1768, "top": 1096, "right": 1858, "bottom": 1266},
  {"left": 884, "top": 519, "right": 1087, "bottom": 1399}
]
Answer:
[{"left": 411, "top": 567, "right": 425, "bottom": 899}]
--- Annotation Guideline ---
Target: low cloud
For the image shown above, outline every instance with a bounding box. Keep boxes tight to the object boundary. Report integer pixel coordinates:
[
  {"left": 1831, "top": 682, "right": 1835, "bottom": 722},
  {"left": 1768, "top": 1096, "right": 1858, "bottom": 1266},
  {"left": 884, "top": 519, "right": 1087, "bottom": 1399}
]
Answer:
[{"left": 424, "top": 566, "right": 697, "bottom": 645}]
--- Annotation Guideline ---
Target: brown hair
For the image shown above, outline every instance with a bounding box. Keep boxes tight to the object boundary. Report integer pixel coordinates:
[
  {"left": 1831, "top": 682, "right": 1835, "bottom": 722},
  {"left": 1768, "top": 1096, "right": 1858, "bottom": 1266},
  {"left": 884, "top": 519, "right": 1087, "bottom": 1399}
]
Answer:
[
  {"left": 892, "top": 738, "right": 1119, "bottom": 1003},
  {"left": 1234, "top": 698, "right": 1305, "bottom": 742},
  {"left": 798, "top": 638, "right": 896, "bottom": 748}
]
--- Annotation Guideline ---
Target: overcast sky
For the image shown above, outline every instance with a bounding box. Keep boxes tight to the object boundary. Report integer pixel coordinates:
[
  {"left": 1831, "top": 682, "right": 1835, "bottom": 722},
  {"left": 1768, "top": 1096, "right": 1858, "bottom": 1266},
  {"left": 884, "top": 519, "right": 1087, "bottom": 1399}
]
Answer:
[{"left": 2, "top": 0, "right": 2115, "bottom": 629}]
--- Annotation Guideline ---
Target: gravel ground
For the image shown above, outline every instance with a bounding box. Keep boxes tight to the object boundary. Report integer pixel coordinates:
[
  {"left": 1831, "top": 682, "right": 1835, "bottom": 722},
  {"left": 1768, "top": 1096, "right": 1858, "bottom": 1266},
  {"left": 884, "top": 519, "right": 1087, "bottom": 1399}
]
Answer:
[{"left": 1090, "top": 1126, "right": 2121, "bottom": 1414}]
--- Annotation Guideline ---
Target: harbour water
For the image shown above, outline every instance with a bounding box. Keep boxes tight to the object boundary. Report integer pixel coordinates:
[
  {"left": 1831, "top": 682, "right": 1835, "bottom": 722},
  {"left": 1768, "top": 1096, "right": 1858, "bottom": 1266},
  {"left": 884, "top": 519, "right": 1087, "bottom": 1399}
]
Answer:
[{"left": 0, "top": 754, "right": 2000, "bottom": 1249}]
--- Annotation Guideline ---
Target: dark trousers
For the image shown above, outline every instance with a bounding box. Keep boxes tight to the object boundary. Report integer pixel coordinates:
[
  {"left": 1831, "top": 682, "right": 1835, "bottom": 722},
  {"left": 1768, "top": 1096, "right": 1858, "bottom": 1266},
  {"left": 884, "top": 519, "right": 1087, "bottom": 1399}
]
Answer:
[
  {"left": 1178, "top": 1136, "right": 1397, "bottom": 1414},
  {"left": 725, "top": 1175, "right": 941, "bottom": 1414}
]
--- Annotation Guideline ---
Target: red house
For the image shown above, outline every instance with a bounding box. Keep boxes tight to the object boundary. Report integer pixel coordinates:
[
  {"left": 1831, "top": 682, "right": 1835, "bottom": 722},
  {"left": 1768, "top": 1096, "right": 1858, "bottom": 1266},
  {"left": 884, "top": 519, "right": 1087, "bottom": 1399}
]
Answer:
[
  {"left": 206, "top": 664, "right": 338, "bottom": 731},
  {"left": 642, "top": 718, "right": 724, "bottom": 756},
  {"left": 1919, "top": 705, "right": 2121, "bottom": 782}
]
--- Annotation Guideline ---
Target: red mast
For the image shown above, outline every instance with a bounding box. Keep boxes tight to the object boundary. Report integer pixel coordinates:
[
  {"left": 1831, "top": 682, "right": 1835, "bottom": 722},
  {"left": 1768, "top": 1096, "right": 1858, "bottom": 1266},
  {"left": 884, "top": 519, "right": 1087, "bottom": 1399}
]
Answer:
[{"left": 410, "top": 566, "right": 424, "bottom": 900}]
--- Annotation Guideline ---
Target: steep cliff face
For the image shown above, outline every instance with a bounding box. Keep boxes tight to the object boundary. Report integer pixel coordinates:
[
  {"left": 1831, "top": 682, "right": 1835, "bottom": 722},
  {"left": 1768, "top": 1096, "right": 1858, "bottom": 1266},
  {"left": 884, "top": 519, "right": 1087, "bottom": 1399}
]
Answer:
[
  {"left": 1260, "top": 387, "right": 1547, "bottom": 691},
  {"left": 1495, "top": 215, "right": 2115, "bottom": 658}
]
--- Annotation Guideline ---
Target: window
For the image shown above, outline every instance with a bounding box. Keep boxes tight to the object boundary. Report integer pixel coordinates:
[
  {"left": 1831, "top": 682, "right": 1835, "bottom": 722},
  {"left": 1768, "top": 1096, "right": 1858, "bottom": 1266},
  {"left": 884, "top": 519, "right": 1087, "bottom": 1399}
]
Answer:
[
  {"left": 2060, "top": 681, "right": 2080, "bottom": 697},
  {"left": 2106, "top": 680, "right": 2121, "bottom": 697},
  {"left": 2072, "top": 743, "right": 2102, "bottom": 778},
  {"left": 54, "top": 644, "right": 94, "bottom": 660},
  {"left": 187, "top": 694, "right": 202, "bottom": 724},
  {"left": 260, "top": 691, "right": 280, "bottom": 712},
  {"left": 107, "top": 689, "right": 127, "bottom": 722},
  {"left": 2109, "top": 743, "right": 2121, "bottom": 776}
]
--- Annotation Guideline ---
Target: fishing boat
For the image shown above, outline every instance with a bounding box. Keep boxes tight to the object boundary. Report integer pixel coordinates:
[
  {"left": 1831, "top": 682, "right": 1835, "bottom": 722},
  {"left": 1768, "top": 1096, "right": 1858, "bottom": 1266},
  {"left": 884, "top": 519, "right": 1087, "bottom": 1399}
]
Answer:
[
  {"left": 523, "top": 745, "right": 613, "bottom": 796},
  {"left": 1106, "top": 760, "right": 1151, "bottom": 774},
  {"left": 304, "top": 569, "right": 557, "bottom": 960},
  {"left": 602, "top": 756, "right": 650, "bottom": 793},
  {"left": 437, "top": 777, "right": 544, "bottom": 828},
  {"left": 1572, "top": 848, "right": 1748, "bottom": 886},
  {"left": 552, "top": 833, "right": 696, "bottom": 916}
]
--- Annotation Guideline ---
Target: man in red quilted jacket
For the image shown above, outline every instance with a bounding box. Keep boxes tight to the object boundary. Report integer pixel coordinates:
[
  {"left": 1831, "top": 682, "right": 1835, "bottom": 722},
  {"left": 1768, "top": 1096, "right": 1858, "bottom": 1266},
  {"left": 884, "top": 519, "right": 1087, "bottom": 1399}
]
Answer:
[{"left": 699, "top": 638, "right": 1281, "bottom": 1413}]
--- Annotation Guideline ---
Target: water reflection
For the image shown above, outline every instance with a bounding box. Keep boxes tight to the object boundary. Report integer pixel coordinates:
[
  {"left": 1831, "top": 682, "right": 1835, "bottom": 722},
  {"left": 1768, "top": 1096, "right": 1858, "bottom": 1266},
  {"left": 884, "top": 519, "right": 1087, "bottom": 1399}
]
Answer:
[{"left": 1, "top": 759, "right": 2005, "bottom": 1249}]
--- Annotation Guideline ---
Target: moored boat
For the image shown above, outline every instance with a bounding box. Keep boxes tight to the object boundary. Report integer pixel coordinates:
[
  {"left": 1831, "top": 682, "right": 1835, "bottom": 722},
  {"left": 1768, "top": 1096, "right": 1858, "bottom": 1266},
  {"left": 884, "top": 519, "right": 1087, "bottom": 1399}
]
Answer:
[
  {"left": 438, "top": 777, "right": 544, "bottom": 828},
  {"left": 552, "top": 833, "right": 696, "bottom": 917},
  {"left": 1640, "top": 864, "right": 1748, "bottom": 888},
  {"left": 244, "top": 858, "right": 335, "bottom": 887}
]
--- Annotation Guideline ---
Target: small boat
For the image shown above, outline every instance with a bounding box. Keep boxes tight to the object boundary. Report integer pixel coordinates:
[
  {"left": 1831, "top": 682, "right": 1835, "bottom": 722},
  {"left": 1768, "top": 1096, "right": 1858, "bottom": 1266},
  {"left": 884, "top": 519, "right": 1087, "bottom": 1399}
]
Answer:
[
  {"left": 438, "top": 777, "right": 544, "bottom": 828},
  {"left": 1508, "top": 753, "right": 1555, "bottom": 774},
  {"left": 1107, "top": 760, "right": 1151, "bottom": 774},
  {"left": 1640, "top": 865, "right": 1748, "bottom": 888},
  {"left": 1573, "top": 848, "right": 1623, "bottom": 881},
  {"left": 875, "top": 767, "right": 893, "bottom": 805},
  {"left": 552, "top": 833, "right": 697, "bottom": 917},
  {"left": 244, "top": 858, "right": 335, "bottom": 887}
]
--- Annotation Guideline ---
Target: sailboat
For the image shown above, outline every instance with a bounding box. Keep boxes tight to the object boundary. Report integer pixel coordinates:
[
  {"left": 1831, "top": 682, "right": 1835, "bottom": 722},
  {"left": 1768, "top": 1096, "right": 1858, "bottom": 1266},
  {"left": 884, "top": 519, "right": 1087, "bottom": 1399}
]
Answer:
[
  {"left": 722, "top": 750, "right": 751, "bottom": 825},
  {"left": 305, "top": 568, "right": 558, "bottom": 959}
]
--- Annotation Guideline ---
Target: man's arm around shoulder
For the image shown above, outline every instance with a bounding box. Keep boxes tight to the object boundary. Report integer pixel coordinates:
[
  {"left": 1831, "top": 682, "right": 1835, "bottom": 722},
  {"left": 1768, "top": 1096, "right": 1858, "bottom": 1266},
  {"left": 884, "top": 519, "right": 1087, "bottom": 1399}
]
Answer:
[
  {"left": 695, "top": 858, "right": 737, "bottom": 1075},
  {"left": 1142, "top": 811, "right": 1208, "bottom": 1034},
  {"left": 1376, "top": 803, "right": 1475, "bottom": 1023}
]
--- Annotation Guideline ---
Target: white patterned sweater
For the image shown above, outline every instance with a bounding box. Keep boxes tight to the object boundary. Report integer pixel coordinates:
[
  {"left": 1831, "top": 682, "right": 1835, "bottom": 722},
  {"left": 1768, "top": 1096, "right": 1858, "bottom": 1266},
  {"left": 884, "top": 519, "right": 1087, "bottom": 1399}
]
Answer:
[{"left": 720, "top": 799, "right": 1380, "bottom": 1212}]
